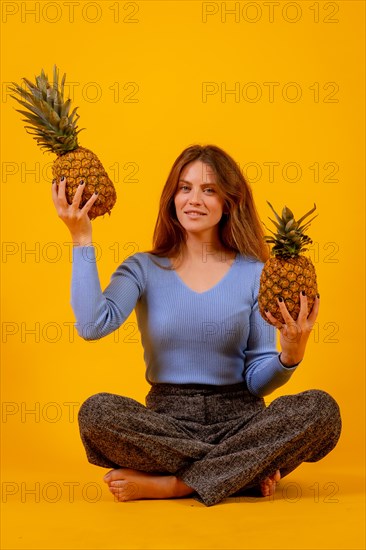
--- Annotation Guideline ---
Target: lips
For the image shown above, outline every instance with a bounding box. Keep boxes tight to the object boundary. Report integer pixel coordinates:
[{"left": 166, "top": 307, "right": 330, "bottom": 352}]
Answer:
[{"left": 184, "top": 210, "right": 206, "bottom": 215}]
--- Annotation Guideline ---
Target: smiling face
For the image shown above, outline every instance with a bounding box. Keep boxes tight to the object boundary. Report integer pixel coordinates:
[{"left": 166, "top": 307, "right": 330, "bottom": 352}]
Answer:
[{"left": 173, "top": 160, "right": 227, "bottom": 241}]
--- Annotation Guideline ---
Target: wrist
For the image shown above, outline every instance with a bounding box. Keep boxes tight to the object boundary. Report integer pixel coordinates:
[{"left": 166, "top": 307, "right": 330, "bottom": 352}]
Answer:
[{"left": 72, "top": 236, "right": 93, "bottom": 247}]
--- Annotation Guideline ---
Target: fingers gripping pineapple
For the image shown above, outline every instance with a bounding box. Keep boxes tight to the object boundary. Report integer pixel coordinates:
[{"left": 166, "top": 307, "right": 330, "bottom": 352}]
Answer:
[
  {"left": 258, "top": 202, "right": 318, "bottom": 324},
  {"left": 10, "top": 65, "right": 117, "bottom": 220}
]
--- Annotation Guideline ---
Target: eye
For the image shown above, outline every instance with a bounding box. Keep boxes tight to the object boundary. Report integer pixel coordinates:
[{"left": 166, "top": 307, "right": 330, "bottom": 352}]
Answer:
[{"left": 178, "top": 185, "right": 216, "bottom": 193}]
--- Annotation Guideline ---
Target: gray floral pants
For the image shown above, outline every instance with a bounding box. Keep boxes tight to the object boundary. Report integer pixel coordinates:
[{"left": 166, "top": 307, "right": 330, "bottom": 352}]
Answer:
[{"left": 78, "top": 382, "right": 342, "bottom": 507}]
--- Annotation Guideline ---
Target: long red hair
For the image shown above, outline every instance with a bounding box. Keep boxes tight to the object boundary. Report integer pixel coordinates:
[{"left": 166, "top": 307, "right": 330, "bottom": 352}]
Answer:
[{"left": 144, "top": 144, "right": 269, "bottom": 268}]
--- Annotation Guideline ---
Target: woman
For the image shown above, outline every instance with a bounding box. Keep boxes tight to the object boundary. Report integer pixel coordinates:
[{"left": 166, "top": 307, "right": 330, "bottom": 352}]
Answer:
[{"left": 52, "top": 144, "right": 341, "bottom": 507}]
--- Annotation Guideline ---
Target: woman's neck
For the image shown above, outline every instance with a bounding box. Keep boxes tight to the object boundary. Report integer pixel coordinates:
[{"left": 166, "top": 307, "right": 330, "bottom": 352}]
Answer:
[{"left": 174, "top": 243, "right": 235, "bottom": 266}]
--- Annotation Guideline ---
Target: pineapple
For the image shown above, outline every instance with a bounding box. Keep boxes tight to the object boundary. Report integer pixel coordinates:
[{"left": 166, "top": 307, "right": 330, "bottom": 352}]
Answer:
[
  {"left": 258, "top": 201, "right": 318, "bottom": 324},
  {"left": 9, "top": 65, "right": 116, "bottom": 220}
]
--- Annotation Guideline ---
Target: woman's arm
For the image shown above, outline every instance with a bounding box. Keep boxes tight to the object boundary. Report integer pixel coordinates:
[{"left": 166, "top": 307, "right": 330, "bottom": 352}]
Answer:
[
  {"left": 244, "top": 298, "right": 298, "bottom": 397},
  {"left": 71, "top": 247, "right": 146, "bottom": 339},
  {"left": 51, "top": 176, "right": 98, "bottom": 246},
  {"left": 52, "top": 176, "right": 145, "bottom": 340},
  {"left": 265, "top": 293, "right": 320, "bottom": 367},
  {"left": 243, "top": 262, "right": 318, "bottom": 397}
]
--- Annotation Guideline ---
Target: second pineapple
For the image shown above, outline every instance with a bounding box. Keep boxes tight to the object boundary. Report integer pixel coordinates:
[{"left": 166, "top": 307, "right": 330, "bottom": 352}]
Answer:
[{"left": 258, "top": 202, "right": 318, "bottom": 324}]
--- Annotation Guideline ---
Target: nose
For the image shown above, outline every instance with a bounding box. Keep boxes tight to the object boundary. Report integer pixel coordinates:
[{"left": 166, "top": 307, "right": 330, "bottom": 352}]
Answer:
[{"left": 189, "top": 189, "right": 203, "bottom": 204}]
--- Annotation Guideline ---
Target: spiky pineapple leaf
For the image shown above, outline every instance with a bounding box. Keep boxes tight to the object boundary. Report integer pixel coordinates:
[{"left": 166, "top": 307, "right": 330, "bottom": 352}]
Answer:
[
  {"left": 11, "top": 65, "right": 83, "bottom": 154},
  {"left": 263, "top": 201, "right": 318, "bottom": 258},
  {"left": 267, "top": 216, "right": 282, "bottom": 231},
  {"left": 296, "top": 203, "right": 317, "bottom": 226},
  {"left": 285, "top": 219, "right": 296, "bottom": 231},
  {"left": 60, "top": 72, "right": 66, "bottom": 103},
  {"left": 266, "top": 201, "right": 283, "bottom": 226},
  {"left": 297, "top": 215, "right": 318, "bottom": 234},
  {"left": 282, "top": 206, "right": 294, "bottom": 223}
]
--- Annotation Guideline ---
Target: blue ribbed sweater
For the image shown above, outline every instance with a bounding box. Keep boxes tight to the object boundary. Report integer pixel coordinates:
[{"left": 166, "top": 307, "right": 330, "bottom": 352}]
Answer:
[{"left": 71, "top": 246, "right": 298, "bottom": 397}]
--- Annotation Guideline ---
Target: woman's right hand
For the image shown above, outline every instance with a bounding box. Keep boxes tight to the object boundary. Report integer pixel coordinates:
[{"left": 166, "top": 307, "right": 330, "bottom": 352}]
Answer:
[{"left": 51, "top": 177, "right": 99, "bottom": 246}]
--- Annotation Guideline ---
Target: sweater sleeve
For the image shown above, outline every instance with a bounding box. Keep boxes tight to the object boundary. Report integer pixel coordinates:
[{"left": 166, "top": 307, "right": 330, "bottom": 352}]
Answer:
[
  {"left": 71, "top": 246, "right": 146, "bottom": 340},
  {"left": 244, "top": 262, "right": 300, "bottom": 397}
]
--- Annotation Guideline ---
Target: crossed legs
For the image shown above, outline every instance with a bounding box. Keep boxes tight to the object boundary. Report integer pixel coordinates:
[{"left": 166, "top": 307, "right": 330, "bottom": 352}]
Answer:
[{"left": 78, "top": 389, "right": 341, "bottom": 506}]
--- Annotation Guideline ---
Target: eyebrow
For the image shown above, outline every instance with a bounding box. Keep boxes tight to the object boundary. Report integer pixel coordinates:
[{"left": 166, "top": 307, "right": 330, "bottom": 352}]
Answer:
[{"left": 178, "top": 179, "right": 217, "bottom": 185}]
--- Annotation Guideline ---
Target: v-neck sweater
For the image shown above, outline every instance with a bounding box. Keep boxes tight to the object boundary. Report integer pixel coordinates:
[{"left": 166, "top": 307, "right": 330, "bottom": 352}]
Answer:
[{"left": 71, "top": 246, "right": 298, "bottom": 397}]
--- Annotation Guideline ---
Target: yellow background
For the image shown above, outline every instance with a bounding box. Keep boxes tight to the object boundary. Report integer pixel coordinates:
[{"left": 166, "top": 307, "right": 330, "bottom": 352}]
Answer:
[{"left": 1, "top": 1, "right": 365, "bottom": 549}]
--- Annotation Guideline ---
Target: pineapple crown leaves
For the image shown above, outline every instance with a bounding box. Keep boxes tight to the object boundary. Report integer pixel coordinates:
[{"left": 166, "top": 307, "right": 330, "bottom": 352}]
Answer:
[
  {"left": 9, "top": 65, "right": 85, "bottom": 155},
  {"left": 263, "top": 201, "right": 318, "bottom": 258}
]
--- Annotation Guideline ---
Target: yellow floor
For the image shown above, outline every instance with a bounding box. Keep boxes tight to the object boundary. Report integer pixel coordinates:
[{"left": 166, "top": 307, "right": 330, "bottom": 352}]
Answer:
[{"left": 2, "top": 463, "right": 365, "bottom": 550}]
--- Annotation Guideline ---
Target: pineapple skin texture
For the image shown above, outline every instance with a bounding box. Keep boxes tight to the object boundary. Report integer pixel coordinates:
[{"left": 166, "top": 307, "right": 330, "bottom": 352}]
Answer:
[
  {"left": 258, "top": 256, "right": 318, "bottom": 323},
  {"left": 52, "top": 146, "right": 117, "bottom": 220}
]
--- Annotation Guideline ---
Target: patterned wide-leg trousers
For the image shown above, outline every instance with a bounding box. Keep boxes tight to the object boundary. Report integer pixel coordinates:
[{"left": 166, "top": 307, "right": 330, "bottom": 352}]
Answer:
[{"left": 78, "top": 382, "right": 342, "bottom": 507}]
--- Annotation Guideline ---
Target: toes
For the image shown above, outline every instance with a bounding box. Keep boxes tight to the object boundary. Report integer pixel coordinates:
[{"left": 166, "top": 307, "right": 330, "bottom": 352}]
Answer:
[
  {"left": 103, "top": 469, "right": 115, "bottom": 482},
  {"left": 274, "top": 470, "right": 281, "bottom": 482},
  {"left": 260, "top": 478, "right": 271, "bottom": 496},
  {"left": 103, "top": 472, "right": 111, "bottom": 482},
  {"left": 108, "top": 480, "right": 140, "bottom": 502},
  {"left": 109, "top": 480, "right": 125, "bottom": 488},
  {"left": 103, "top": 468, "right": 126, "bottom": 483},
  {"left": 260, "top": 472, "right": 280, "bottom": 497},
  {"left": 109, "top": 485, "right": 128, "bottom": 502}
]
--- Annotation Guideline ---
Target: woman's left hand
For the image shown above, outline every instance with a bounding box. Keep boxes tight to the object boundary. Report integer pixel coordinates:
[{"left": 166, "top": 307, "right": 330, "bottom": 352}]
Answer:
[{"left": 264, "top": 292, "right": 320, "bottom": 367}]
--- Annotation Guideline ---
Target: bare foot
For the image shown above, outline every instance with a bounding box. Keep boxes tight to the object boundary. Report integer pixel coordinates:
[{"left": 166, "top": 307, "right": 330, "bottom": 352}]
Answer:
[
  {"left": 103, "top": 468, "right": 194, "bottom": 502},
  {"left": 260, "top": 470, "right": 281, "bottom": 497}
]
